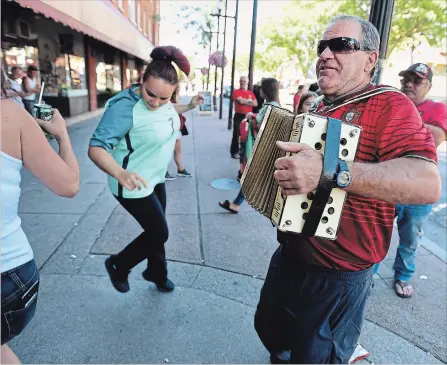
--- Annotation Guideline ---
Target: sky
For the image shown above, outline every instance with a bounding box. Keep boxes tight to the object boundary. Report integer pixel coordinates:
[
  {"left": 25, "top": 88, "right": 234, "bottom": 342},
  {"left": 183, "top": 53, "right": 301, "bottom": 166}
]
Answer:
[{"left": 159, "top": 0, "right": 289, "bottom": 70}]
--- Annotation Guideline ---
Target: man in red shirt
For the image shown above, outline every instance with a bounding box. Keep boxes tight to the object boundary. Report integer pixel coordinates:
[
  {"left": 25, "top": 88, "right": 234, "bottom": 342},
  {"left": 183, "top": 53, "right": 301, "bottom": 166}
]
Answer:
[
  {"left": 375, "top": 63, "right": 446, "bottom": 298},
  {"left": 230, "top": 76, "right": 257, "bottom": 159},
  {"left": 254, "top": 15, "right": 440, "bottom": 364},
  {"left": 292, "top": 84, "right": 307, "bottom": 113}
]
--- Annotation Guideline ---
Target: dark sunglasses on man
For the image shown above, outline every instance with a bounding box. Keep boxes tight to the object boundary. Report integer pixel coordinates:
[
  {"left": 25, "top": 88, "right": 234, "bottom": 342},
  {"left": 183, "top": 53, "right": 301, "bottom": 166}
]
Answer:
[
  {"left": 317, "top": 37, "right": 371, "bottom": 56},
  {"left": 400, "top": 76, "right": 425, "bottom": 86}
]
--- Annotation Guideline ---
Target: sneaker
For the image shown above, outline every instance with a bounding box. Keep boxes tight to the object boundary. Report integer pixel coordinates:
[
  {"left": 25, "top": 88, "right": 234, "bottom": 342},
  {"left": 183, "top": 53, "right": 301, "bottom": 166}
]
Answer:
[
  {"left": 142, "top": 269, "right": 175, "bottom": 292},
  {"left": 104, "top": 256, "right": 130, "bottom": 293},
  {"left": 177, "top": 169, "right": 192, "bottom": 177},
  {"left": 165, "top": 172, "right": 176, "bottom": 181}
]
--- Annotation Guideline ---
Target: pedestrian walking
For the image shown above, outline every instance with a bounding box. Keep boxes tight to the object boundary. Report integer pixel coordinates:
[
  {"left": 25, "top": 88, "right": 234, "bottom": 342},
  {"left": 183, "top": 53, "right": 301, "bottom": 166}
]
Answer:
[{"left": 22, "top": 65, "right": 41, "bottom": 116}]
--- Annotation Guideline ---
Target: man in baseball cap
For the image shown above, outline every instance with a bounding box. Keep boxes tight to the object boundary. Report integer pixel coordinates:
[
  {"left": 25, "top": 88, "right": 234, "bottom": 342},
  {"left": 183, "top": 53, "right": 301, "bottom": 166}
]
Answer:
[{"left": 375, "top": 63, "right": 446, "bottom": 298}]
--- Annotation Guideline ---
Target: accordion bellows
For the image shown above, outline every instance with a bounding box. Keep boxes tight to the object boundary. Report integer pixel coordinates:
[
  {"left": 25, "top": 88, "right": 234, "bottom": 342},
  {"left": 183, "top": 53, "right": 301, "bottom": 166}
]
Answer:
[{"left": 240, "top": 106, "right": 362, "bottom": 240}]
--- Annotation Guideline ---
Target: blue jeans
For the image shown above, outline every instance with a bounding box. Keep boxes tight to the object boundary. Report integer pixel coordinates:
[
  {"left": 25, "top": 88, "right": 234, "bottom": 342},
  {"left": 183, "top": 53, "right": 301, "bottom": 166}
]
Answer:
[
  {"left": 374, "top": 204, "right": 431, "bottom": 280},
  {"left": 1, "top": 260, "right": 40, "bottom": 344},
  {"left": 233, "top": 188, "right": 245, "bottom": 206}
]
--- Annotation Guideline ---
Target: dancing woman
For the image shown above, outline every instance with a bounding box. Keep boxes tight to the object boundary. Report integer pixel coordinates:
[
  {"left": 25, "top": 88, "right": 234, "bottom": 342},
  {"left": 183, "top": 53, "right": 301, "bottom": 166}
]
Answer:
[{"left": 88, "top": 46, "right": 202, "bottom": 293}]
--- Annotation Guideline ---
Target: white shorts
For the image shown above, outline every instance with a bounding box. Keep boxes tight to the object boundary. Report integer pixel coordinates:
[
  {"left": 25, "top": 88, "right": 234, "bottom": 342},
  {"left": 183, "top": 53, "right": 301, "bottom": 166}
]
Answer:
[{"left": 176, "top": 130, "right": 182, "bottom": 140}]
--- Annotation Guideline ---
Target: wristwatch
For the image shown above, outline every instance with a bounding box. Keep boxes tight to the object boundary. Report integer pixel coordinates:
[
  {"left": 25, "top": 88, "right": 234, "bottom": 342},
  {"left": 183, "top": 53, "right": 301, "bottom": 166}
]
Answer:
[{"left": 335, "top": 159, "right": 352, "bottom": 188}]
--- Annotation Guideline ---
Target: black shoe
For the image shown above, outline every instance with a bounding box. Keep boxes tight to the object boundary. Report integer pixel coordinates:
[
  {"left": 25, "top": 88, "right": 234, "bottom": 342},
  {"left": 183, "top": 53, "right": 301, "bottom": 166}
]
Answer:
[
  {"left": 105, "top": 256, "right": 130, "bottom": 293},
  {"left": 177, "top": 169, "right": 192, "bottom": 177},
  {"left": 142, "top": 269, "right": 175, "bottom": 292}
]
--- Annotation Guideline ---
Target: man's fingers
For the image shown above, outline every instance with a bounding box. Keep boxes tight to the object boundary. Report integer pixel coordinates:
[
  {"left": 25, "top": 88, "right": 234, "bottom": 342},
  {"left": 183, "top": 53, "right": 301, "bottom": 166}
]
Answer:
[
  {"left": 276, "top": 141, "right": 310, "bottom": 153},
  {"left": 273, "top": 169, "right": 290, "bottom": 181},
  {"left": 281, "top": 188, "right": 301, "bottom": 196},
  {"left": 274, "top": 157, "right": 290, "bottom": 170}
]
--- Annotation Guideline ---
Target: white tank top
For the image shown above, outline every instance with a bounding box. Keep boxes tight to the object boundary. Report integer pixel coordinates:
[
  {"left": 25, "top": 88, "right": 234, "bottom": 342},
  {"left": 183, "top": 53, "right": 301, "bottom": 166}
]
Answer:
[
  {"left": 23, "top": 77, "right": 37, "bottom": 100},
  {"left": 1, "top": 151, "right": 33, "bottom": 273}
]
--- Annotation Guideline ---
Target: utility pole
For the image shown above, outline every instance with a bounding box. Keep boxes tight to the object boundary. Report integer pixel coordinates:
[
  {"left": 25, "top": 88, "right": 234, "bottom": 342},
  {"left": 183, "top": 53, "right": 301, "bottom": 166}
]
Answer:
[
  {"left": 247, "top": 0, "right": 258, "bottom": 90},
  {"left": 212, "top": 6, "right": 222, "bottom": 111},
  {"left": 369, "top": 0, "right": 394, "bottom": 84},
  {"left": 227, "top": 0, "right": 239, "bottom": 130},
  {"left": 219, "top": 0, "right": 228, "bottom": 119}
]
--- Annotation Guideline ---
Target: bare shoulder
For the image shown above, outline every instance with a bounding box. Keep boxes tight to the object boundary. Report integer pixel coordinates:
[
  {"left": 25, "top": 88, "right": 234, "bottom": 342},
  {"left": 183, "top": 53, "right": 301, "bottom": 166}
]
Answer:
[{"left": 1, "top": 99, "right": 38, "bottom": 159}]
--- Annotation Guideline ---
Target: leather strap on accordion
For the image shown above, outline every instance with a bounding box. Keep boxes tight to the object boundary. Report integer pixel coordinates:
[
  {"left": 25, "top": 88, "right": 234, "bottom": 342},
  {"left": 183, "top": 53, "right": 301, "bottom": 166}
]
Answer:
[{"left": 302, "top": 117, "right": 341, "bottom": 237}]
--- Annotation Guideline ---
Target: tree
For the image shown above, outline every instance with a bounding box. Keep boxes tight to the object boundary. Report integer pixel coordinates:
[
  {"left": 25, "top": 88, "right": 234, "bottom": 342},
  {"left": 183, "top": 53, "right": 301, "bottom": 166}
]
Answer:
[
  {"left": 256, "top": 0, "right": 446, "bottom": 77},
  {"left": 336, "top": 0, "right": 447, "bottom": 59},
  {"left": 255, "top": 1, "right": 337, "bottom": 76},
  {"left": 176, "top": 5, "right": 215, "bottom": 56}
]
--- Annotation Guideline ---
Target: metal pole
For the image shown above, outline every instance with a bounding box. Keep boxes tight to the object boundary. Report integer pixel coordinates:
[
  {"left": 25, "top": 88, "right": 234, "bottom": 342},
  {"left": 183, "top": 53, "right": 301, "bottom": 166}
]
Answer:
[
  {"left": 247, "top": 0, "right": 258, "bottom": 90},
  {"left": 206, "top": 32, "right": 213, "bottom": 90},
  {"left": 369, "top": 0, "right": 394, "bottom": 84},
  {"left": 213, "top": 12, "right": 221, "bottom": 111},
  {"left": 219, "top": 0, "right": 228, "bottom": 119},
  {"left": 227, "top": 0, "right": 239, "bottom": 130}
]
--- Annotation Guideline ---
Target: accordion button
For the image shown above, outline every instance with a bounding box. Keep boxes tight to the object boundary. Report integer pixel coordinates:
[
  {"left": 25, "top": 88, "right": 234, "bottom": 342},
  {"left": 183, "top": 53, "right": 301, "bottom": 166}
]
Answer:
[{"left": 326, "top": 227, "right": 335, "bottom": 235}]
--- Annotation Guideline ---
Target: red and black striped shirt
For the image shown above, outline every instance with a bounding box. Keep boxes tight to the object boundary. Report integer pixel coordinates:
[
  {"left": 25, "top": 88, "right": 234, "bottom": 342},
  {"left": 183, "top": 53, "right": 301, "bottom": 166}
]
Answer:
[{"left": 278, "top": 85, "right": 438, "bottom": 271}]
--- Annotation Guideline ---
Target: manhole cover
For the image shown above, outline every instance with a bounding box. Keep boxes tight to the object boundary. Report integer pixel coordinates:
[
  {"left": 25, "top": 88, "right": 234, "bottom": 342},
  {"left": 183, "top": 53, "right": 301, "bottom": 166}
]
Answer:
[{"left": 210, "top": 178, "right": 240, "bottom": 191}]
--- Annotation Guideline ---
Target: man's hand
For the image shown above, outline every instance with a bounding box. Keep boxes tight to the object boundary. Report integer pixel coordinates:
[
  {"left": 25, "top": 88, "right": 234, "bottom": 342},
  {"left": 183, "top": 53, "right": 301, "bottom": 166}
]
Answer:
[{"left": 273, "top": 142, "right": 323, "bottom": 196}]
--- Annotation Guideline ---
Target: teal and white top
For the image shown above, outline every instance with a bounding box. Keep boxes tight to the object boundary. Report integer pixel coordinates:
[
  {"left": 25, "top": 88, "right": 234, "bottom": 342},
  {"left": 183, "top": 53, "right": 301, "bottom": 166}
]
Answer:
[{"left": 89, "top": 85, "right": 180, "bottom": 199}]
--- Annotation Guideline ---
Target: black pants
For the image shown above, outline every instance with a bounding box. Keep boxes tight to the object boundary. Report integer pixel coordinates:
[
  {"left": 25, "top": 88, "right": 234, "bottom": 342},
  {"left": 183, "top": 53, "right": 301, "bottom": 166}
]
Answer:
[
  {"left": 230, "top": 113, "right": 246, "bottom": 156},
  {"left": 114, "top": 183, "right": 168, "bottom": 282},
  {"left": 254, "top": 245, "right": 372, "bottom": 364}
]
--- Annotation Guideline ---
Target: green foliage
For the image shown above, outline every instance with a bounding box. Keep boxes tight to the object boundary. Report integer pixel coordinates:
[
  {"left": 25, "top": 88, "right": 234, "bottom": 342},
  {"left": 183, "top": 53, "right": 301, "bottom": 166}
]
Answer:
[
  {"left": 256, "top": 0, "right": 446, "bottom": 76},
  {"left": 336, "top": 0, "right": 447, "bottom": 57},
  {"left": 176, "top": 6, "right": 215, "bottom": 53}
]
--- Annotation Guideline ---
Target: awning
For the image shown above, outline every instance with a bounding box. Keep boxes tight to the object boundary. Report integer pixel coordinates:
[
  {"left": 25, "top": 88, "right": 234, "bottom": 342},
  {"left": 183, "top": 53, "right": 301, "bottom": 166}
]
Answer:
[{"left": 14, "top": 0, "right": 153, "bottom": 62}]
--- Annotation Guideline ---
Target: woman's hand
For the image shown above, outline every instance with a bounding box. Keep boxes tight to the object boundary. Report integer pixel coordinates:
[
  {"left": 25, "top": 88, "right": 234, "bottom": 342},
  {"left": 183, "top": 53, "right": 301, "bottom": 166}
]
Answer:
[
  {"left": 35, "top": 109, "right": 68, "bottom": 140},
  {"left": 189, "top": 94, "right": 205, "bottom": 109},
  {"left": 117, "top": 170, "right": 148, "bottom": 191}
]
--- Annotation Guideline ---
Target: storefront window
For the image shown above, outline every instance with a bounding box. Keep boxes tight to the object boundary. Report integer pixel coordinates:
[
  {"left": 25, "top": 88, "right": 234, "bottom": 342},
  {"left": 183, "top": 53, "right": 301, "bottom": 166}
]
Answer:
[
  {"left": 2, "top": 46, "right": 39, "bottom": 74},
  {"left": 40, "top": 53, "right": 86, "bottom": 97},
  {"left": 96, "top": 62, "right": 122, "bottom": 92}
]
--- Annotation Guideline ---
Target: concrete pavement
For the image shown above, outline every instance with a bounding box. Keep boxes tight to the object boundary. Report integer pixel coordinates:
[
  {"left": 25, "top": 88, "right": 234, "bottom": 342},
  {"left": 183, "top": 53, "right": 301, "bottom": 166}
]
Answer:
[{"left": 9, "top": 101, "right": 447, "bottom": 364}]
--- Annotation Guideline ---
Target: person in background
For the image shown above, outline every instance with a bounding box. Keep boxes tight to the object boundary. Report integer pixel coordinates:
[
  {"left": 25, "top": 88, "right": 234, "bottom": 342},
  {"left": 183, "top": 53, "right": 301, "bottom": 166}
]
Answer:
[
  {"left": 252, "top": 79, "right": 264, "bottom": 113},
  {"left": 165, "top": 85, "right": 192, "bottom": 180},
  {"left": 296, "top": 91, "right": 318, "bottom": 114},
  {"left": 373, "top": 63, "right": 446, "bottom": 298},
  {"left": 5, "top": 67, "right": 28, "bottom": 108},
  {"left": 293, "top": 85, "right": 308, "bottom": 114},
  {"left": 88, "top": 46, "right": 203, "bottom": 294},
  {"left": 22, "top": 65, "right": 41, "bottom": 116},
  {"left": 219, "top": 77, "right": 280, "bottom": 214},
  {"left": 1, "top": 69, "right": 79, "bottom": 364},
  {"left": 230, "top": 76, "right": 258, "bottom": 159}
]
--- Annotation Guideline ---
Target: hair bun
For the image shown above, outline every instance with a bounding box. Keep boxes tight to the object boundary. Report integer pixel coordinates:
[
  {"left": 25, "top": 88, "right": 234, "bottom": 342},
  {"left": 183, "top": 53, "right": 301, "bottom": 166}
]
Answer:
[{"left": 150, "top": 46, "right": 190, "bottom": 77}]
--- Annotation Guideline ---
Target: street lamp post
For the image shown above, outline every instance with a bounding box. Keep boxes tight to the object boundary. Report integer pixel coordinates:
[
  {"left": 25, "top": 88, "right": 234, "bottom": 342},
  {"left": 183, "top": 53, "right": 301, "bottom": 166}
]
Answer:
[
  {"left": 369, "top": 0, "right": 395, "bottom": 84},
  {"left": 227, "top": 0, "right": 239, "bottom": 130},
  {"left": 218, "top": 0, "right": 228, "bottom": 119},
  {"left": 211, "top": 1, "right": 224, "bottom": 112},
  {"left": 247, "top": 0, "right": 258, "bottom": 90}
]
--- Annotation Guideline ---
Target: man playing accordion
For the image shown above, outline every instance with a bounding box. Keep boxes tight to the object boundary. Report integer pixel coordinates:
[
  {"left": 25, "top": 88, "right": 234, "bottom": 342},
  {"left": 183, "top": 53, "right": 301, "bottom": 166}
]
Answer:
[{"left": 254, "top": 15, "right": 441, "bottom": 364}]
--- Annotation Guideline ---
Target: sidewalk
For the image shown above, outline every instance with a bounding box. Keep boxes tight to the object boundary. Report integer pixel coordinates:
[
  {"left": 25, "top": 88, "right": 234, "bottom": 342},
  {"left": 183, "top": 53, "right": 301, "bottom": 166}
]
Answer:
[{"left": 10, "top": 102, "right": 446, "bottom": 364}]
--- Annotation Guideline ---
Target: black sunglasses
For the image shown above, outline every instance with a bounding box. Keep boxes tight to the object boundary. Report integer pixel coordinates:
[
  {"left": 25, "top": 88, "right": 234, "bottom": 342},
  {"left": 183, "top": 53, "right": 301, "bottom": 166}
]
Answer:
[{"left": 317, "top": 37, "right": 370, "bottom": 56}]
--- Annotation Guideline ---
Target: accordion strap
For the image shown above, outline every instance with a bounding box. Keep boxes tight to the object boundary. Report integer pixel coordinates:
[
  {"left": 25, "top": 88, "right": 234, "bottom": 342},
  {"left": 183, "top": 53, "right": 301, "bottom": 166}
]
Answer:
[{"left": 302, "top": 117, "right": 341, "bottom": 237}]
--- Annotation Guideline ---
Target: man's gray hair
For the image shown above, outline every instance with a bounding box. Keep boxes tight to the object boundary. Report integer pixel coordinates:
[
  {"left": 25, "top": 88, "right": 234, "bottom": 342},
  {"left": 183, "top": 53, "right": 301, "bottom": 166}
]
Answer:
[{"left": 328, "top": 15, "right": 380, "bottom": 76}]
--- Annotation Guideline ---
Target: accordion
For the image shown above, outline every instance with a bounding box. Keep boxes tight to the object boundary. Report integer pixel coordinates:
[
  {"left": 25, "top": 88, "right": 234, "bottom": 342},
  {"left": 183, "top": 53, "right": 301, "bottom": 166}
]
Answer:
[{"left": 240, "top": 106, "right": 362, "bottom": 240}]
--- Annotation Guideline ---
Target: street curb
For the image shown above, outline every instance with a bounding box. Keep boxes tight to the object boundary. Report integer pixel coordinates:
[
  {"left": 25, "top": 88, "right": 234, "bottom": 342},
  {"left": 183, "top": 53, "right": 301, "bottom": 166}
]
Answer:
[{"left": 420, "top": 236, "right": 447, "bottom": 263}]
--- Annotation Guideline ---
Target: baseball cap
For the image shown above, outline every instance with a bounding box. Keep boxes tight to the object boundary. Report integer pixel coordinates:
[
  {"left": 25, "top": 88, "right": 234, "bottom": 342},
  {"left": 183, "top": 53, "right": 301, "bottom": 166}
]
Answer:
[{"left": 399, "top": 63, "right": 433, "bottom": 83}]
